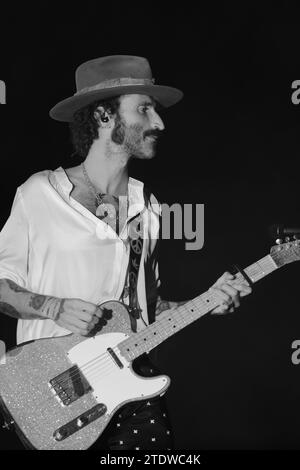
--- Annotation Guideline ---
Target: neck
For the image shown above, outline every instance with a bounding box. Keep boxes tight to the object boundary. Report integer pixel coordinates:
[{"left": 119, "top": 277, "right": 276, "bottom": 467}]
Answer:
[{"left": 83, "top": 139, "right": 129, "bottom": 197}]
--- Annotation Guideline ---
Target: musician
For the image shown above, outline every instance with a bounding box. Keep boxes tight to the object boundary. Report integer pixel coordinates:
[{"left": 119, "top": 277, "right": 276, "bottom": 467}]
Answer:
[{"left": 0, "top": 55, "right": 251, "bottom": 450}]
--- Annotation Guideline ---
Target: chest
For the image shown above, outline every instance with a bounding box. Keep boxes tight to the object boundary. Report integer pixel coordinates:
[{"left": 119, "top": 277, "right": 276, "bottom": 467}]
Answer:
[
  {"left": 69, "top": 181, "right": 127, "bottom": 234},
  {"left": 70, "top": 185, "right": 98, "bottom": 215}
]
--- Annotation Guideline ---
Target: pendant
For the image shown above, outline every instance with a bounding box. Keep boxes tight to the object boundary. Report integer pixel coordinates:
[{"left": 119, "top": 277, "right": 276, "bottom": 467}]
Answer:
[
  {"left": 96, "top": 202, "right": 117, "bottom": 220},
  {"left": 96, "top": 204, "right": 109, "bottom": 219}
]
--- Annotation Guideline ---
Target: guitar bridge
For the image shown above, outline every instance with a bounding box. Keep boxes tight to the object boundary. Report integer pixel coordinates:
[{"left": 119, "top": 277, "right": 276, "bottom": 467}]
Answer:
[
  {"left": 49, "top": 365, "right": 92, "bottom": 406},
  {"left": 53, "top": 404, "right": 107, "bottom": 441}
]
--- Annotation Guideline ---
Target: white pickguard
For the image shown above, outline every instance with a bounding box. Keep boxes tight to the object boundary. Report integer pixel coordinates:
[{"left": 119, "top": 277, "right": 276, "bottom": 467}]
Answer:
[{"left": 67, "top": 333, "right": 170, "bottom": 413}]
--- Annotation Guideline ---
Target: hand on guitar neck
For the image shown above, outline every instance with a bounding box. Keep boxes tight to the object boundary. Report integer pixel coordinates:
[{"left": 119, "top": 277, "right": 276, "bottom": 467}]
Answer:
[
  {"left": 209, "top": 271, "right": 252, "bottom": 314},
  {"left": 155, "top": 271, "right": 252, "bottom": 317}
]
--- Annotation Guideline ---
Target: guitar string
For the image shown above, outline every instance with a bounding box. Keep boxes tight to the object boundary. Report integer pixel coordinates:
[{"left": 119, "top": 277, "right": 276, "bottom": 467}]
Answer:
[
  {"left": 45, "top": 353, "right": 121, "bottom": 404},
  {"left": 47, "top": 303, "right": 185, "bottom": 390},
  {"left": 47, "top": 345, "right": 123, "bottom": 396},
  {"left": 40, "top": 252, "right": 293, "bottom": 408},
  {"left": 37, "top": 307, "right": 256, "bottom": 406},
  {"left": 49, "top": 257, "right": 275, "bottom": 393},
  {"left": 45, "top": 304, "right": 196, "bottom": 401},
  {"left": 39, "top": 271, "right": 270, "bottom": 407},
  {"left": 47, "top": 302, "right": 200, "bottom": 394},
  {"left": 44, "top": 322, "right": 173, "bottom": 406},
  {"left": 46, "top": 295, "right": 220, "bottom": 398},
  {"left": 45, "top": 263, "right": 271, "bottom": 400},
  {"left": 15, "top": 252, "right": 288, "bottom": 414},
  {"left": 46, "top": 284, "right": 247, "bottom": 395},
  {"left": 40, "top": 362, "right": 120, "bottom": 409}
]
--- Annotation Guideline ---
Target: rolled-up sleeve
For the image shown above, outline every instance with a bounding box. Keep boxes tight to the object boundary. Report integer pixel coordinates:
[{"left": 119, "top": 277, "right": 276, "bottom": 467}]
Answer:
[{"left": 0, "top": 188, "right": 29, "bottom": 287}]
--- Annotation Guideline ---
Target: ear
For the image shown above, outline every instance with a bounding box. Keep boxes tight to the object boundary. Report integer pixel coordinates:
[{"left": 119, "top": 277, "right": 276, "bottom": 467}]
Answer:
[
  {"left": 94, "top": 106, "right": 113, "bottom": 129},
  {"left": 94, "top": 106, "right": 105, "bottom": 123}
]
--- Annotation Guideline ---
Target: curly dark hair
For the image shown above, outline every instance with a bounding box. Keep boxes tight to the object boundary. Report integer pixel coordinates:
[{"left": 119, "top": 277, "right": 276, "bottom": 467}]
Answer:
[{"left": 69, "top": 96, "right": 120, "bottom": 159}]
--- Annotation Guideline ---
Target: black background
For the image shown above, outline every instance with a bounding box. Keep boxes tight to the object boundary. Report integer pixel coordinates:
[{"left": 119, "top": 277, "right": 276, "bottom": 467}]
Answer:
[{"left": 1, "top": 1, "right": 300, "bottom": 450}]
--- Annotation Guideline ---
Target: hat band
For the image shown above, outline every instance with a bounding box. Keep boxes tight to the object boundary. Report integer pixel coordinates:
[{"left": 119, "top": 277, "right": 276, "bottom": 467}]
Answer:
[{"left": 74, "top": 77, "right": 155, "bottom": 96}]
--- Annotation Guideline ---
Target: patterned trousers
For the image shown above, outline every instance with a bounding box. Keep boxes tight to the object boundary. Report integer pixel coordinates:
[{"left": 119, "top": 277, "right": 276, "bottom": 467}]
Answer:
[{"left": 89, "top": 355, "right": 174, "bottom": 451}]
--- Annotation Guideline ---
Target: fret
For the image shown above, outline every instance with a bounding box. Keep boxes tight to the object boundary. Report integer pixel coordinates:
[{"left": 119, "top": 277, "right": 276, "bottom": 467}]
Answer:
[
  {"left": 242, "top": 255, "right": 277, "bottom": 284},
  {"left": 246, "top": 262, "right": 265, "bottom": 279},
  {"left": 120, "top": 290, "right": 229, "bottom": 360}
]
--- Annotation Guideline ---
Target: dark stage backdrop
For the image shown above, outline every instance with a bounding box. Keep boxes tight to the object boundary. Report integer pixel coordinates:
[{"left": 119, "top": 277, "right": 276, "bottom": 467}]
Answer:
[{"left": 1, "top": 2, "right": 300, "bottom": 450}]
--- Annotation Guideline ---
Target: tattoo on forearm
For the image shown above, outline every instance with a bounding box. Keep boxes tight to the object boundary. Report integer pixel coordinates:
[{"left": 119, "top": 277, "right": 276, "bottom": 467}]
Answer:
[
  {"left": 0, "top": 301, "right": 49, "bottom": 320},
  {"left": 29, "top": 295, "right": 47, "bottom": 310},
  {"left": 0, "top": 279, "right": 61, "bottom": 320}
]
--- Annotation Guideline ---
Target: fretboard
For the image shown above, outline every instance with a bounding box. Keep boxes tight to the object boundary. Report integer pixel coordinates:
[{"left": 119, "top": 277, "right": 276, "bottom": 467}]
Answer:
[{"left": 118, "top": 254, "right": 278, "bottom": 362}]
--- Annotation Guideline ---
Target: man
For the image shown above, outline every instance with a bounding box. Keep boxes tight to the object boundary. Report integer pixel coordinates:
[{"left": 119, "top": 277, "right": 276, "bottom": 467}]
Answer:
[{"left": 0, "top": 55, "right": 251, "bottom": 450}]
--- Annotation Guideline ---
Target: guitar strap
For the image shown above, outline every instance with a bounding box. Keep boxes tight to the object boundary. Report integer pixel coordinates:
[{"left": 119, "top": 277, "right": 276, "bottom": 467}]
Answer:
[
  {"left": 122, "top": 187, "right": 151, "bottom": 332},
  {"left": 126, "top": 215, "right": 144, "bottom": 332}
]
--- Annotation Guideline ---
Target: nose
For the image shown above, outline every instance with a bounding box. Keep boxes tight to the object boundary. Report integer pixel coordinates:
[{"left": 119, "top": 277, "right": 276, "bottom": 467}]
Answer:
[{"left": 151, "top": 109, "right": 165, "bottom": 131}]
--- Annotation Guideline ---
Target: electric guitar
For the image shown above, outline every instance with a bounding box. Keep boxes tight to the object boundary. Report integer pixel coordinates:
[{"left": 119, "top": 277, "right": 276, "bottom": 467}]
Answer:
[{"left": 0, "top": 239, "right": 299, "bottom": 449}]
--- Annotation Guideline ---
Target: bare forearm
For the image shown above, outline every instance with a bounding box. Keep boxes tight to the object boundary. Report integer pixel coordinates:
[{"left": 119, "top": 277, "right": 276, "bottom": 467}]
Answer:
[
  {"left": 155, "top": 296, "right": 188, "bottom": 316},
  {"left": 0, "top": 278, "right": 62, "bottom": 320}
]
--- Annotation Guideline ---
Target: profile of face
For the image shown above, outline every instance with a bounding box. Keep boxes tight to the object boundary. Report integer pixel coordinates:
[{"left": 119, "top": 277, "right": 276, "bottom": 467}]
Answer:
[{"left": 110, "top": 94, "right": 165, "bottom": 159}]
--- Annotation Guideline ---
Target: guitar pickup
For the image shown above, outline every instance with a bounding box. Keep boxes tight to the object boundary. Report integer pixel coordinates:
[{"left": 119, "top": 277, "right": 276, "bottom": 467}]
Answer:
[{"left": 49, "top": 365, "right": 92, "bottom": 406}]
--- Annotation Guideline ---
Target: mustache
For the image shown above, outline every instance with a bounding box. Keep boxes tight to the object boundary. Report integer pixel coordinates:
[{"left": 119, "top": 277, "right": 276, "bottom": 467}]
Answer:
[{"left": 143, "top": 130, "right": 163, "bottom": 139}]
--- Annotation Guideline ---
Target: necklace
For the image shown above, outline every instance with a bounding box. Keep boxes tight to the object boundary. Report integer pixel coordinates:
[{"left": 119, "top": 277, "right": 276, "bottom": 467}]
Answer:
[{"left": 81, "top": 162, "right": 116, "bottom": 220}]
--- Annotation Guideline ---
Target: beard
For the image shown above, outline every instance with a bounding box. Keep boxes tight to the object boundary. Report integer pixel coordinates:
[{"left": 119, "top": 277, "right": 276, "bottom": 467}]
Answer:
[{"left": 111, "top": 115, "right": 159, "bottom": 159}]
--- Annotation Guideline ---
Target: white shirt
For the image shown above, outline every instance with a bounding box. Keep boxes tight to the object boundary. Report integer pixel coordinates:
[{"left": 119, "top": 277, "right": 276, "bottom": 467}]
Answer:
[{"left": 0, "top": 167, "right": 161, "bottom": 344}]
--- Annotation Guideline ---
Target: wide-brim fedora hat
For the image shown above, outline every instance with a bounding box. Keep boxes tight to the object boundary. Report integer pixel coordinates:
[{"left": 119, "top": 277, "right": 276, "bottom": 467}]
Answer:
[{"left": 49, "top": 55, "right": 183, "bottom": 122}]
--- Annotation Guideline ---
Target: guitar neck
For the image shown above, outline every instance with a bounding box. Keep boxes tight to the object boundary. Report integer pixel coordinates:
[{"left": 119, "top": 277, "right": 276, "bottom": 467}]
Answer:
[{"left": 118, "top": 254, "right": 278, "bottom": 361}]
